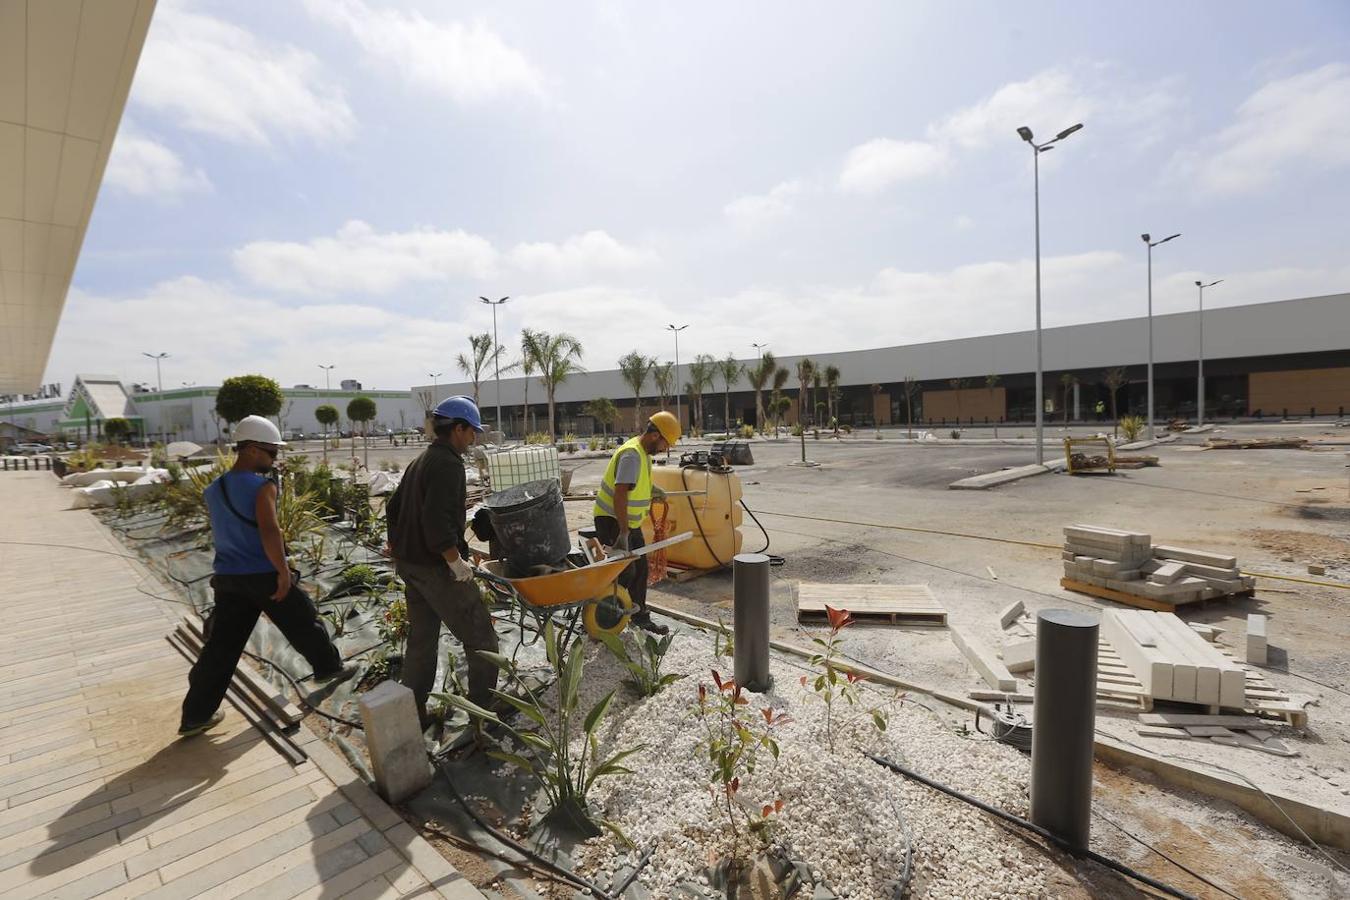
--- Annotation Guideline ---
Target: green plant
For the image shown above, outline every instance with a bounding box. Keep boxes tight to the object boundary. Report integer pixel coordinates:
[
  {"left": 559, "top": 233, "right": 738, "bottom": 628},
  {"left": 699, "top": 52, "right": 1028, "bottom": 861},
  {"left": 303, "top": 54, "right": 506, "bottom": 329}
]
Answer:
[
  {"left": 276, "top": 476, "right": 327, "bottom": 548},
  {"left": 437, "top": 620, "right": 641, "bottom": 839},
  {"left": 215, "top": 374, "right": 284, "bottom": 424},
  {"left": 315, "top": 403, "right": 339, "bottom": 462},
  {"left": 803, "top": 606, "right": 894, "bottom": 752},
  {"left": 720, "top": 354, "right": 745, "bottom": 433},
  {"left": 790, "top": 423, "right": 803, "bottom": 437},
  {"left": 103, "top": 417, "right": 133, "bottom": 444},
  {"left": 738, "top": 424, "right": 754, "bottom": 439},
  {"left": 161, "top": 450, "right": 233, "bottom": 529},
  {"left": 652, "top": 360, "right": 675, "bottom": 410},
  {"left": 617, "top": 352, "right": 654, "bottom": 433},
  {"left": 525, "top": 432, "right": 551, "bottom": 445},
  {"left": 1104, "top": 367, "right": 1128, "bottom": 438},
  {"left": 523, "top": 330, "right": 586, "bottom": 442},
  {"left": 1119, "top": 414, "right": 1145, "bottom": 442},
  {"left": 694, "top": 670, "right": 788, "bottom": 863},
  {"left": 378, "top": 459, "right": 400, "bottom": 472},
  {"left": 377, "top": 597, "right": 409, "bottom": 656},
  {"left": 599, "top": 631, "right": 683, "bottom": 697},
  {"left": 561, "top": 432, "right": 579, "bottom": 453},
  {"left": 587, "top": 435, "right": 601, "bottom": 451},
  {"left": 950, "top": 429, "right": 961, "bottom": 439},
  {"left": 584, "top": 397, "right": 618, "bottom": 442},
  {"left": 346, "top": 396, "right": 377, "bottom": 465}
]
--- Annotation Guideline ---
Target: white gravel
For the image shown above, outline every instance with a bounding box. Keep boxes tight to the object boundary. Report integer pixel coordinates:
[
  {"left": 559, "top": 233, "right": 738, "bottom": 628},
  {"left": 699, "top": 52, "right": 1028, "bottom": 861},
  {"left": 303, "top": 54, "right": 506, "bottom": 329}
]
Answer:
[{"left": 526, "top": 627, "right": 1056, "bottom": 899}]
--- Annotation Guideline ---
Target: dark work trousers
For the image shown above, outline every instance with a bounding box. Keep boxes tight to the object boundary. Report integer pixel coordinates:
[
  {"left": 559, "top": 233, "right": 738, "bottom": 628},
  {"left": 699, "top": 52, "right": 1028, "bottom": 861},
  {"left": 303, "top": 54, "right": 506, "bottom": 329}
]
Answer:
[
  {"left": 594, "top": 515, "right": 648, "bottom": 616},
  {"left": 180, "top": 572, "right": 341, "bottom": 728},
  {"left": 395, "top": 560, "right": 500, "bottom": 723}
]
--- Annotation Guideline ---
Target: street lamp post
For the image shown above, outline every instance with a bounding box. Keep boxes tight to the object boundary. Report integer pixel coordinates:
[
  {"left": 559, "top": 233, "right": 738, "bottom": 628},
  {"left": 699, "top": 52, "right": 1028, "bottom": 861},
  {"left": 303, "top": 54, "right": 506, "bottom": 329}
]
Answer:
[
  {"left": 1195, "top": 278, "right": 1222, "bottom": 426},
  {"left": 667, "top": 324, "right": 688, "bottom": 427},
  {"left": 142, "top": 352, "right": 168, "bottom": 442},
  {"left": 1017, "top": 122, "right": 1083, "bottom": 464},
  {"left": 429, "top": 372, "right": 442, "bottom": 396},
  {"left": 1140, "top": 232, "right": 1181, "bottom": 439},
  {"left": 480, "top": 296, "right": 509, "bottom": 433},
  {"left": 318, "top": 364, "right": 335, "bottom": 392}
]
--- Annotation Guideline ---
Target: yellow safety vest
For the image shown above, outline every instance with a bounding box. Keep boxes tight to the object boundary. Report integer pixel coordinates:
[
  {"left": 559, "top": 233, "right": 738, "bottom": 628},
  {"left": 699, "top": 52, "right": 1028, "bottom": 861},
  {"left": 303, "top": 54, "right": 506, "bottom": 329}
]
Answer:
[{"left": 593, "top": 436, "right": 652, "bottom": 530}]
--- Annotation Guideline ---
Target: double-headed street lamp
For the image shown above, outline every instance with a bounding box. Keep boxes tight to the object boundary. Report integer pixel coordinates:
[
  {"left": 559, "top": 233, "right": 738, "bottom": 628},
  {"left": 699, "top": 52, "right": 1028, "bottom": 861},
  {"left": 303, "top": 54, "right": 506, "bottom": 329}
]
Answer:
[
  {"left": 1141, "top": 232, "right": 1181, "bottom": 439},
  {"left": 1195, "top": 278, "right": 1222, "bottom": 427},
  {"left": 480, "top": 296, "right": 509, "bottom": 433},
  {"left": 142, "top": 352, "right": 168, "bottom": 441},
  {"left": 1017, "top": 122, "right": 1083, "bottom": 464},
  {"left": 318, "top": 364, "right": 336, "bottom": 392},
  {"left": 667, "top": 324, "right": 688, "bottom": 427}
]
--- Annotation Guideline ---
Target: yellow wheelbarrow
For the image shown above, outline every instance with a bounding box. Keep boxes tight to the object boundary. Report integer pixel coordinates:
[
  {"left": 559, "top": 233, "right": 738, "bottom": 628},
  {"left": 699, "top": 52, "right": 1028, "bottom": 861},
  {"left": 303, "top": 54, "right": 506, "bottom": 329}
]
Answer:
[{"left": 474, "top": 531, "right": 693, "bottom": 654}]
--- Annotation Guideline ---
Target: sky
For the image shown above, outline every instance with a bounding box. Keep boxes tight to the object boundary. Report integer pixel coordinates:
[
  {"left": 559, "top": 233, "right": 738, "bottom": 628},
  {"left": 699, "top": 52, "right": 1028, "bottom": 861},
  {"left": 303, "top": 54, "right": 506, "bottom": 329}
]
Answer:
[{"left": 43, "top": 0, "right": 1350, "bottom": 391}]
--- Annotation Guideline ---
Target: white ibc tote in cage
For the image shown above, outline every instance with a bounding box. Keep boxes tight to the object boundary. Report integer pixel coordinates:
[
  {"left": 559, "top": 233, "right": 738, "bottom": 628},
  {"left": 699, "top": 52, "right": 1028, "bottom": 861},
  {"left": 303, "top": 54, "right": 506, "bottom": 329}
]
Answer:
[{"left": 487, "top": 446, "right": 561, "bottom": 491}]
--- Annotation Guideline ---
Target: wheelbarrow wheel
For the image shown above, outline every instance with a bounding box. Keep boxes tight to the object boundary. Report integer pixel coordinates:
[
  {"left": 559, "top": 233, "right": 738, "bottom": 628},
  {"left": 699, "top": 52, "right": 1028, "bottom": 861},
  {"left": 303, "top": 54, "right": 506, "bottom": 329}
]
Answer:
[{"left": 584, "top": 585, "right": 633, "bottom": 639}]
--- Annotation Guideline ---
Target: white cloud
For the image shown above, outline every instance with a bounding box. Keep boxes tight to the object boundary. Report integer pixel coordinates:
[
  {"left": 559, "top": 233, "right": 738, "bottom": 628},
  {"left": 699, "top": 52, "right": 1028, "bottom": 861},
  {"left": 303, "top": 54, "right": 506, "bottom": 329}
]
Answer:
[
  {"left": 953, "top": 214, "right": 975, "bottom": 231},
  {"left": 233, "top": 220, "right": 499, "bottom": 295},
  {"left": 837, "top": 139, "right": 950, "bottom": 194},
  {"left": 929, "top": 69, "right": 1095, "bottom": 150},
  {"left": 303, "top": 0, "right": 544, "bottom": 104},
  {"left": 723, "top": 180, "right": 802, "bottom": 227},
  {"left": 134, "top": 5, "right": 355, "bottom": 146},
  {"left": 105, "top": 125, "right": 210, "bottom": 197},
  {"left": 1180, "top": 63, "right": 1350, "bottom": 195},
  {"left": 509, "top": 231, "right": 658, "bottom": 279},
  {"left": 233, "top": 223, "right": 656, "bottom": 295}
]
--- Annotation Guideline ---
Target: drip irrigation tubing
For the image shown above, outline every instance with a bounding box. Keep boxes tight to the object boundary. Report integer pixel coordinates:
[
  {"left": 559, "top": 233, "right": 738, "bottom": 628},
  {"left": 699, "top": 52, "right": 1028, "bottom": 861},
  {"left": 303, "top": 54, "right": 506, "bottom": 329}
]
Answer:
[
  {"left": 866, "top": 753, "right": 1199, "bottom": 900},
  {"left": 1091, "top": 809, "right": 1245, "bottom": 900},
  {"left": 240, "top": 648, "right": 365, "bottom": 729},
  {"left": 431, "top": 756, "right": 617, "bottom": 899}
]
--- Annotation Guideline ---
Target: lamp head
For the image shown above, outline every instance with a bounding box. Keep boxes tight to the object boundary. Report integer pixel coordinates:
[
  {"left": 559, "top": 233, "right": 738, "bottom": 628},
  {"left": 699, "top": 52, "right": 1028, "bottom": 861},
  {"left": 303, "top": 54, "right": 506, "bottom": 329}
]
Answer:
[
  {"left": 1056, "top": 123, "right": 1084, "bottom": 140},
  {"left": 1016, "top": 126, "right": 1034, "bottom": 142},
  {"left": 1195, "top": 280, "right": 1203, "bottom": 287},
  {"left": 1141, "top": 233, "right": 1151, "bottom": 243}
]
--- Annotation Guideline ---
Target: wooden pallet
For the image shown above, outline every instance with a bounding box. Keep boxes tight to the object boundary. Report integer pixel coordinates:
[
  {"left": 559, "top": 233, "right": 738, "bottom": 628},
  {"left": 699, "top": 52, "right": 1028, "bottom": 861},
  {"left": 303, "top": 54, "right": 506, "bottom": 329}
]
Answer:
[
  {"left": 663, "top": 563, "right": 724, "bottom": 583},
  {"left": 1061, "top": 577, "right": 1253, "bottom": 612},
  {"left": 1094, "top": 637, "right": 1307, "bottom": 727},
  {"left": 796, "top": 583, "right": 948, "bottom": 626}
]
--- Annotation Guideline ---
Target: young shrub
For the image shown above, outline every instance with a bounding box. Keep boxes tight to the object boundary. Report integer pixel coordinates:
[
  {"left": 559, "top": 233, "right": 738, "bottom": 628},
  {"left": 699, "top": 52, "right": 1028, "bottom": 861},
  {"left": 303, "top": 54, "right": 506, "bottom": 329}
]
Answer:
[
  {"left": 436, "top": 620, "right": 642, "bottom": 840},
  {"left": 803, "top": 606, "right": 895, "bottom": 751},
  {"left": 599, "top": 631, "right": 683, "bottom": 697},
  {"left": 1118, "top": 415, "right": 1145, "bottom": 442}
]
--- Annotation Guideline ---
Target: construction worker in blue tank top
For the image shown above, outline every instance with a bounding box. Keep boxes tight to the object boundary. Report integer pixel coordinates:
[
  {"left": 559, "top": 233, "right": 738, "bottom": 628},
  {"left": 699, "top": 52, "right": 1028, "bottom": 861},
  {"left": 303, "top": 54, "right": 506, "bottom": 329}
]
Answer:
[
  {"left": 593, "top": 410, "right": 681, "bottom": 635},
  {"left": 178, "top": 416, "right": 352, "bottom": 737}
]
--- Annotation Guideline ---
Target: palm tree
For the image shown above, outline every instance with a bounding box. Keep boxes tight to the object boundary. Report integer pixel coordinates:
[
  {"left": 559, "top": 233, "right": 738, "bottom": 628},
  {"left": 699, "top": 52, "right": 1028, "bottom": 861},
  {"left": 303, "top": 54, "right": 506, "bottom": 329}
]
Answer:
[
  {"left": 525, "top": 331, "right": 586, "bottom": 441},
  {"left": 1103, "top": 367, "right": 1128, "bottom": 438},
  {"left": 985, "top": 374, "right": 1002, "bottom": 437},
  {"left": 747, "top": 351, "right": 776, "bottom": 434},
  {"left": 770, "top": 366, "right": 790, "bottom": 435},
  {"left": 685, "top": 354, "right": 716, "bottom": 435},
  {"left": 902, "top": 376, "right": 919, "bottom": 437},
  {"left": 652, "top": 361, "right": 675, "bottom": 410},
  {"left": 870, "top": 384, "right": 883, "bottom": 437},
  {"left": 795, "top": 358, "right": 815, "bottom": 427},
  {"left": 455, "top": 333, "right": 499, "bottom": 405},
  {"left": 812, "top": 370, "right": 823, "bottom": 427},
  {"left": 618, "top": 351, "right": 653, "bottom": 433},
  {"left": 948, "top": 377, "right": 968, "bottom": 427},
  {"left": 824, "top": 364, "right": 841, "bottom": 427},
  {"left": 519, "top": 329, "right": 541, "bottom": 435},
  {"left": 719, "top": 354, "right": 744, "bottom": 432}
]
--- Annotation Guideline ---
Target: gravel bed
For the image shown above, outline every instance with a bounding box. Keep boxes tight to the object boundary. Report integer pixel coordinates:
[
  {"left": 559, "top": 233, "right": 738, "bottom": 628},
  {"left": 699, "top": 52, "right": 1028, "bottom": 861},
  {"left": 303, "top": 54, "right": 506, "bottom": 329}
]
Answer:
[{"left": 509, "top": 626, "right": 1054, "bottom": 898}]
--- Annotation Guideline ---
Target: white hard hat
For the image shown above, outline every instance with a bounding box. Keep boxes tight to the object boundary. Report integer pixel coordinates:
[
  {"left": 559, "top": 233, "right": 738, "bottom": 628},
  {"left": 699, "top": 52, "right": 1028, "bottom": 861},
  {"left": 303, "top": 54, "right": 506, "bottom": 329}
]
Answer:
[{"left": 232, "top": 415, "right": 285, "bottom": 446}]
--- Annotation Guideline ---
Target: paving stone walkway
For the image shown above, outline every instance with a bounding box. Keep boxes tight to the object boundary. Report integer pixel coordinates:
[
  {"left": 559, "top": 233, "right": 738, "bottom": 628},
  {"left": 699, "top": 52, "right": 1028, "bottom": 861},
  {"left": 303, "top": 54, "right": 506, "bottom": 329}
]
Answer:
[{"left": 0, "top": 471, "right": 482, "bottom": 899}]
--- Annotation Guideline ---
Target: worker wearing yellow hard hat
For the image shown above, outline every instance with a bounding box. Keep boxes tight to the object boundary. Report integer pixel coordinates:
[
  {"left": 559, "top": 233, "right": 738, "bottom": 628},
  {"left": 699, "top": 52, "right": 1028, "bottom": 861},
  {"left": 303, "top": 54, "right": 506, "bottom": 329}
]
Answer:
[{"left": 592, "top": 410, "right": 681, "bottom": 634}]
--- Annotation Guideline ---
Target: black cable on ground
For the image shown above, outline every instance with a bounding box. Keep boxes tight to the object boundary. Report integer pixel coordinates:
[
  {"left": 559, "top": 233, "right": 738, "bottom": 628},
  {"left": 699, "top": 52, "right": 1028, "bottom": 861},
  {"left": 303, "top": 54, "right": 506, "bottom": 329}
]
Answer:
[
  {"left": 1092, "top": 808, "right": 1245, "bottom": 900},
  {"left": 419, "top": 822, "right": 597, "bottom": 892},
  {"left": 866, "top": 753, "right": 1198, "bottom": 900},
  {"left": 739, "top": 498, "right": 785, "bottom": 565},
  {"left": 610, "top": 844, "right": 654, "bottom": 896},
  {"left": 240, "top": 648, "right": 365, "bottom": 729},
  {"left": 431, "top": 756, "right": 617, "bottom": 900}
]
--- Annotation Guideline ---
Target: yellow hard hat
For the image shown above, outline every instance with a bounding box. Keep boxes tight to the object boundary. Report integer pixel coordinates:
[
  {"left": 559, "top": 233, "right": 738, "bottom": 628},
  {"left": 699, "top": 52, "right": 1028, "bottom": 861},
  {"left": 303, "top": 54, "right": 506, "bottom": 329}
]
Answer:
[{"left": 649, "top": 410, "right": 681, "bottom": 445}]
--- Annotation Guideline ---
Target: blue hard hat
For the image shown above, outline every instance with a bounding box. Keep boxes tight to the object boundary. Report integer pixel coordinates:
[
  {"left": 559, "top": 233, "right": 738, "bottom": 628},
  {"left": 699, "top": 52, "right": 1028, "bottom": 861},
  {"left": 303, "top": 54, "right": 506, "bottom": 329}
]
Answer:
[{"left": 432, "top": 395, "right": 484, "bottom": 432}]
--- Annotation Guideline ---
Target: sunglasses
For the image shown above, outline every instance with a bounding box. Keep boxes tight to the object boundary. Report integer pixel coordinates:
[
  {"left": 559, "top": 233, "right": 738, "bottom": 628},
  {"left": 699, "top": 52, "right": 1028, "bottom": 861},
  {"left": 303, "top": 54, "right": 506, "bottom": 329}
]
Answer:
[{"left": 248, "top": 443, "right": 279, "bottom": 458}]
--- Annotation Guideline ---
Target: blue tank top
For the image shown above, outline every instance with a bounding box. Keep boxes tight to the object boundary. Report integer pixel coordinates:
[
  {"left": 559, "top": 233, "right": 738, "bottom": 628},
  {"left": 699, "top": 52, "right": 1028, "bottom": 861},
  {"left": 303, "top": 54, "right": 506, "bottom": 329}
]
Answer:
[{"left": 205, "top": 471, "right": 275, "bottom": 575}]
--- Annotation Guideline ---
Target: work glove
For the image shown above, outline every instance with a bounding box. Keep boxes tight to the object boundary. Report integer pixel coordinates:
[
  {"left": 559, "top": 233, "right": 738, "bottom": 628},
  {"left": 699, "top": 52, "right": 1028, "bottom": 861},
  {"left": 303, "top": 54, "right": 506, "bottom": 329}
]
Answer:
[
  {"left": 447, "top": 555, "right": 475, "bottom": 582},
  {"left": 651, "top": 486, "right": 667, "bottom": 503},
  {"left": 613, "top": 530, "right": 631, "bottom": 553}
]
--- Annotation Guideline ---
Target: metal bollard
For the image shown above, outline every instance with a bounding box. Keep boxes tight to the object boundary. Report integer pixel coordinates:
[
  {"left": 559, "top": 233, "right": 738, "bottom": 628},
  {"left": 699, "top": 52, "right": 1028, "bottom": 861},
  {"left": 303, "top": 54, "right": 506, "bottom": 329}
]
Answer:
[
  {"left": 732, "top": 553, "right": 772, "bottom": 692},
  {"left": 1030, "top": 609, "right": 1098, "bottom": 852}
]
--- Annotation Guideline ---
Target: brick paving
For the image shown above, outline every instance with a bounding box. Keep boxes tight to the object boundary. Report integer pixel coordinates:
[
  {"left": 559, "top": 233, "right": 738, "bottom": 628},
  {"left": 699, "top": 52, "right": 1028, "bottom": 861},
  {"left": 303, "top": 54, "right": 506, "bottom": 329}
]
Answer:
[{"left": 0, "top": 471, "right": 482, "bottom": 899}]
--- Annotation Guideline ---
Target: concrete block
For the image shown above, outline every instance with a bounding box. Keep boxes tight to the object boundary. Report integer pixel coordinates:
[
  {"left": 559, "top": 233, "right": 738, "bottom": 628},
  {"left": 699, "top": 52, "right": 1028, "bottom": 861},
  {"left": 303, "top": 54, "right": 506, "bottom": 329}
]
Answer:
[
  {"left": 1188, "top": 622, "right": 1219, "bottom": 642},
  {"left": 1247, "top": 614, "right": 1268, "bottom": 666},
  {"left": 358, "top": 681, "right": 432, "bottom": 804},
  {"left": 1093, "top": 558, "right": 1127, "bottom": 576},
  {"left": 1150, "top": 561, "right": 1186, "bottom": 584},
  {"left": 1001, "top": 638, "right": 1037, "bottom": 673},
  {"left": 1137, "top": 726, "right": 1192, "bottom": 739},
  {"left": 949, "top": 626, "right": 1017, "bottom": 692},
  {"left": 1061, "top": 550, "right": 1076, "bottom": 562},
  {"left": 1153, "top": 545, "right": 1238, "bottom": 569},
  {"left": 1185, "top": 725, "right": 1236, "bottom": 737},
  {"left": 998, "top": 600, "right": 1026, "bottom": 629},
  {"left": 1179, "top": 561, "right": 1243, "bottom": 581}
]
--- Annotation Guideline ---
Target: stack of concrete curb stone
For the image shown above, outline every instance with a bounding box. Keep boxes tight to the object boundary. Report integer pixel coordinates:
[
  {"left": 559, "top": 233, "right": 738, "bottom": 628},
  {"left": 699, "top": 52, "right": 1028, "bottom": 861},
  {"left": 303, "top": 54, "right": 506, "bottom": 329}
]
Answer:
[{"left": 1061, "top": 525, "right": 1257, "bottom": 605}]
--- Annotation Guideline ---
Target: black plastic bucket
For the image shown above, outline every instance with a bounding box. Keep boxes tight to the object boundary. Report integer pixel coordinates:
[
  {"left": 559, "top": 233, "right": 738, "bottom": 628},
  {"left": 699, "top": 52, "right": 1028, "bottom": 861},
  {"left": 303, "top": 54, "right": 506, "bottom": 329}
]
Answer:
[{"left": 483, "top": 478, "right": 571, "bottom": 577}]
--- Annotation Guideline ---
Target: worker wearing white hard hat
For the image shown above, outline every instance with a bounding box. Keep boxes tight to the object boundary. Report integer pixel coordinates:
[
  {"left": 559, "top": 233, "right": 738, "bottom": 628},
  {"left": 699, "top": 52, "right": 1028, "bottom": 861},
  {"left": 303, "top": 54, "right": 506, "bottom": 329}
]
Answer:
[{"left": 177, "top": 415, "right": 351, "bottom": 736}]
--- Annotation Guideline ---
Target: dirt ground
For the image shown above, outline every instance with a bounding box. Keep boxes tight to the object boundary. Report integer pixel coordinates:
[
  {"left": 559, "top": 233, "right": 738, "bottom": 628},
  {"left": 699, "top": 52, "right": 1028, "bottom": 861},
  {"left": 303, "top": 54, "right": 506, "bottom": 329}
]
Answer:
[{"left": 554, "top": 422, "right": 1350, "bottom": 898}]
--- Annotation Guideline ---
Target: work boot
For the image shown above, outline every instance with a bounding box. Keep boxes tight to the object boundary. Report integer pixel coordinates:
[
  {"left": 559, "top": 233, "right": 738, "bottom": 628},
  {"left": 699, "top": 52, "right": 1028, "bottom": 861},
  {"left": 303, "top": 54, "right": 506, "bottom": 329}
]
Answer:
[
  {"left": 631, "top": 612, "right": 668, "bottom": 636},
  {"left": 310, "top": 662, "right": 359, "bottom": 685},
  {"left": 177, "top": 710, "right": 225, "bottom": 738}
]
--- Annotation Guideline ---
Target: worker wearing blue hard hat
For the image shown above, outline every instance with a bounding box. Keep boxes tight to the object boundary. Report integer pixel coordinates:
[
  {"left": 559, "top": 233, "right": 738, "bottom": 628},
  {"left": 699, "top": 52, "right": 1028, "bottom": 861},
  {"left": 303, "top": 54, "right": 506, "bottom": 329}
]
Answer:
[{"left": 386, "top": 395, "right": 497, "bottom": 730}]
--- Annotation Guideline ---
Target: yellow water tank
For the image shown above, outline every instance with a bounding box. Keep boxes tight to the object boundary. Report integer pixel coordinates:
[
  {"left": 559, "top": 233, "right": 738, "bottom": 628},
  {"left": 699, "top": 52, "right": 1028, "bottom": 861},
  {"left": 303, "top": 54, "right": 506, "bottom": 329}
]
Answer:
[{"left": 642, "top": 466, "right": 744, "bottom": 570}]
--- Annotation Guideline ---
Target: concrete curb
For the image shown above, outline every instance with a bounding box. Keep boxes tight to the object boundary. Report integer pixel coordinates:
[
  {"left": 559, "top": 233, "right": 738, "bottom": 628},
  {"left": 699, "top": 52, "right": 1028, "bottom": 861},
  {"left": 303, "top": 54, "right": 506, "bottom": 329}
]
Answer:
[
  {"left": 948, "top": 459, "right": 1068, "bottom": 490},
  {"left": 1117, "top": 435, "right": 1180, "bottom": 451}
]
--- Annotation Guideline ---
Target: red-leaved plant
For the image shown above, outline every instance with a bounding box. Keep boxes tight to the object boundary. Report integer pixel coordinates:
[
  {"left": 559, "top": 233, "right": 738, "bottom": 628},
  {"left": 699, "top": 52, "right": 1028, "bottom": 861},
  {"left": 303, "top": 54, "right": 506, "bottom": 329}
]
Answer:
[
  {"left": 804, "top": 605, "right": 895, "bottom": 751},
  {"left": 694, "top": 670, "right": 789, "bottom": 864}
]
